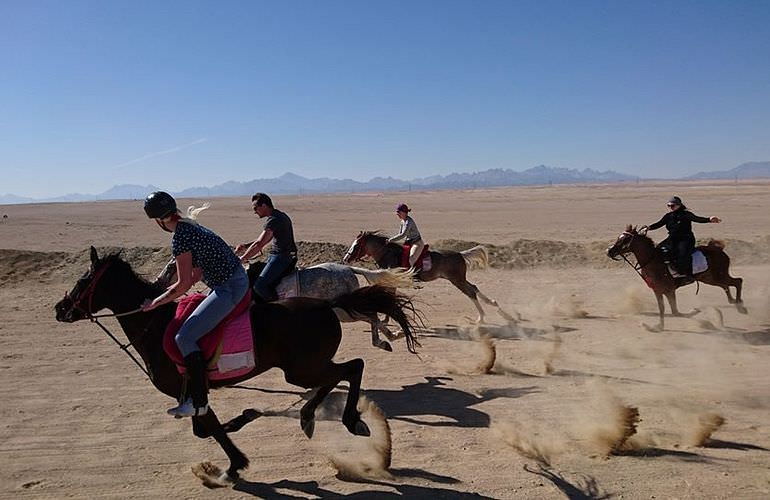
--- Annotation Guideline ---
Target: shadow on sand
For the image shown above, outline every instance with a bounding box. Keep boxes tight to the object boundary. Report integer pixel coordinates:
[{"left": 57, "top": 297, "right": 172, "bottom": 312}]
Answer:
[
  {"left": 364, "top": 376, "right": 539, "bottom": 428},
  {"left": 234, "top": 477, "right": 494, "bottom": 499},
  {"left": 614, "top": 447, "right": 712, "bottom": 463},
  {"left": 704, "top": 439, "right": 769, "bottom": 451},
  {"left": 523, "top": 464, "right": 612, "bottom": 500},
  {"left": 220, "top": 376, "right": 538, "bottom": 431}
]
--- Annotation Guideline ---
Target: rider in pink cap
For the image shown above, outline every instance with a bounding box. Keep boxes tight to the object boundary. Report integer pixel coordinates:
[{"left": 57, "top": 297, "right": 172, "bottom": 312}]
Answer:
[{"left": 388, "top": 203, "right": 425, "bottom": 268}]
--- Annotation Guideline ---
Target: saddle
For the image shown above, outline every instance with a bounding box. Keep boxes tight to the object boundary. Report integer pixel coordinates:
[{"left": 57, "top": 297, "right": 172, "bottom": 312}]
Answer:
[
  {"left": 163, "top": 290, "right": 255, "bottom": 381},
  {"left": 401, "top": 244, "right": 432, "bottom": 271},
  {"left": 657, "top": 245, "right": 708, "bottom": 277}
]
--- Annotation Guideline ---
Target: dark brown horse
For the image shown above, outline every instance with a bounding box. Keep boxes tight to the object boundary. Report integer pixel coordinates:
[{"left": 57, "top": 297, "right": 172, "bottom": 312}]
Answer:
[
  {"left": 607, "top": 225, "right": 746, "bottom": 331},
  {"left": 54, "top": 247, "right": 420, "bottom": 487},
  {"left": 343, "top": 231, "right": 514, "bottom": 323}
]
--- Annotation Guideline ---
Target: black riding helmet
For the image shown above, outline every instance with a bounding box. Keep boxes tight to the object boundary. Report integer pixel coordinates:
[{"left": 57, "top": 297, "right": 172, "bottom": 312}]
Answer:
[{"left": 144, "top": 191, "right": 177, "bottom": 219}]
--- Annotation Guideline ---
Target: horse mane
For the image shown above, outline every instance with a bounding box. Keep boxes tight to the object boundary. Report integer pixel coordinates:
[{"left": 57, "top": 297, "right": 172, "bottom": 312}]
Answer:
[
  {"left": 624, "top": 224, "right": 655, "bottom": 246},
  {"left": 361, "top": 230, "right": 388, "bottom": 242},
  {"left": 99, "top": 252, "right": 162, "bottom": 293}
]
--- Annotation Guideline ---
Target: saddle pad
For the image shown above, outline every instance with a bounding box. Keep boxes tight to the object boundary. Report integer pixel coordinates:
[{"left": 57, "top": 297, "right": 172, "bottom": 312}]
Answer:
[
  {"left": 401, "top": 244, "right": 431, "bottom": 270},
  {"left": 163, "top": 290, "right": 255, "bottom": 380},
  {"left": 668, "top": 250, "right": 708, "bottom": 277}
]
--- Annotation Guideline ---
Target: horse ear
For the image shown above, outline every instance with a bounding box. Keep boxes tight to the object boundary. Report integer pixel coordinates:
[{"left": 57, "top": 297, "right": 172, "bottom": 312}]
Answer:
[{"left": 90, "top": 246, "right": 99, "bottom": 265}]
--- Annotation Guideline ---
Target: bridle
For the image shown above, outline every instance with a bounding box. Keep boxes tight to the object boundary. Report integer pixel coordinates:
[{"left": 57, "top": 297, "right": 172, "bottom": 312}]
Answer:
[
  {"left": 344, "top": 234, "right": 373, "bottom": 263},
  {"left": 61, "top": 259, "right": 151, "bottom": 380},
  {"left": 611, "top": 231, "right": 655, "bottom": 284}
]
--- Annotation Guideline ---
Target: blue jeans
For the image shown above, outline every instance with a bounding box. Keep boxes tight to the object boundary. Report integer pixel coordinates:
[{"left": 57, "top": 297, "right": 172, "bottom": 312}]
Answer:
[
  {"left": 253, "top": 253, "right": 294, "bottom": 302},
  {"left": 175, "top": 267, "right": 249, "bottom": 357}
]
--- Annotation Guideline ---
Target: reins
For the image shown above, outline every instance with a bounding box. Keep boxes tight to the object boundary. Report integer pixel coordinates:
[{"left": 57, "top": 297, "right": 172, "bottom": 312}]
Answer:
[
  {"left": 616, "top": 231, "right": 655, "bottom": 287},
  {"left": 64, "top": 259, "right": 153, "bottom": 382},
  {"left": 89, "top": 312, "right": 152, "bottom": 381}
]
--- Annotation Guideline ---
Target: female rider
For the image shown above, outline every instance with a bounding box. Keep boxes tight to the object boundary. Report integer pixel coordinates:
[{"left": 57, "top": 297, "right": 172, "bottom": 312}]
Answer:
[
  {"left": 641, "top": 196, "right": 720, "bottom": 280},
  {"left": 142, "top": 191, "right": 248, "bottom": 417},
  {"left": 387, "top": 203, "right": 424, "bottom": 268}
]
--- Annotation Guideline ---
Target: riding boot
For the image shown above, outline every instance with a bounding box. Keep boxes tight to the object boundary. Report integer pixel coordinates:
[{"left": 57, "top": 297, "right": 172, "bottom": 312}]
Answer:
[{"left": 167, "top": 351, "right": 209, "bottom": 417}]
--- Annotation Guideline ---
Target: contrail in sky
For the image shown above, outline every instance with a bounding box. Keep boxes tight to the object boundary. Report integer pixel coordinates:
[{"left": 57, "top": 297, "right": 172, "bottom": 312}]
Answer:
[{"left": 112, "top": 137, "right": 208, "bottom": 170}]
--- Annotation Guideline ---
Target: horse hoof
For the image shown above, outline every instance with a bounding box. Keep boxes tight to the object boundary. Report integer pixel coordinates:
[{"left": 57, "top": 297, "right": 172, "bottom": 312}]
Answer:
[
  {"left": 736, "top": 304, "right": 748, "bottom": 314},
  {"left": 642, "top": 322, "right": 663, "bottom": 333},
  {"left": 353, "top": 420, "right": 371, "bottom": 437},
  {"left": 376, "top": 341, "right": 393, "bottom": 352},
  {"left": 301, "top": 418, "right": 315, "bottom": 439}
]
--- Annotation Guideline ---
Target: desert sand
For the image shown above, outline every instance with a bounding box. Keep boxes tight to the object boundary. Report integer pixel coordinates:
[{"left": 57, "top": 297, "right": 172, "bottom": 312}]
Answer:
[{"left": 1, "top": 181, "right": 769, "bottom": 499}]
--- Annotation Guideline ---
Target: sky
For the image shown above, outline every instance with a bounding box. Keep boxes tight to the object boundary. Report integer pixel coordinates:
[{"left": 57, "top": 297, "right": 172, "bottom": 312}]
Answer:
[{"left": 1, "top": 0, "right": 769, "bottom": 198}]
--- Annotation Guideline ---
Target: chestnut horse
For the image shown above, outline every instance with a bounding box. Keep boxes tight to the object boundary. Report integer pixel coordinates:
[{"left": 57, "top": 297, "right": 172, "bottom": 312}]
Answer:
[
  {"left": 343, "top": 231, "right": 514, "bottom": 323},
  {"left": 607, "top": 226, "right": 745, "bottom": 331},
  {"left": 55, "top": 247, "right": 420, "bottom": 487}
]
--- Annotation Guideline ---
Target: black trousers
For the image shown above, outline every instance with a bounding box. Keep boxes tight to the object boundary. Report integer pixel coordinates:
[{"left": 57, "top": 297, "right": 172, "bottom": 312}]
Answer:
[{"left": 660, "top": 234, "right": 695, "bottom": 275}]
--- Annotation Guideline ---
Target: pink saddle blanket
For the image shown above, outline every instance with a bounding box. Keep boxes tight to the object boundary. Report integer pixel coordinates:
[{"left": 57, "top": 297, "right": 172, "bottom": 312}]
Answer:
[
  {"left": 401, "top": 244, "right": 431, "bottom": 270},
  {"left": 163, "top": 291, "right": 255, "bottom": 381}
]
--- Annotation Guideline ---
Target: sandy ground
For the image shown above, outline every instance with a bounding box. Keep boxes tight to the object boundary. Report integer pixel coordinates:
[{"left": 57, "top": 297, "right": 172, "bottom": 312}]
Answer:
[{"left": 1, "top": 182, "right": 769, "bottom": 499}]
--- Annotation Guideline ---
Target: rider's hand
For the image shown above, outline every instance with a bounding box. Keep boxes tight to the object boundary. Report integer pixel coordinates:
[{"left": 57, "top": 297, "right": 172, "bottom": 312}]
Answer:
[
  {"left": 235, "top": 243, "right": 247, "bottom": 254},
  {"left": 710, "top": 216, "right": 721, "bottom": 223},
  {"left": 639, "top": 225, "right": 649, "bottom": 233},
  {"left": 141, "top": 298, "right": 158, "bottom": 312}
]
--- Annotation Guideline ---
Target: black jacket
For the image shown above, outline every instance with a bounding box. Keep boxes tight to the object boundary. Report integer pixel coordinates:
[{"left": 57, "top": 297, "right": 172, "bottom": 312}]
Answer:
[{"left": 649, "top": 209, "right": 710, "bottom": 238}]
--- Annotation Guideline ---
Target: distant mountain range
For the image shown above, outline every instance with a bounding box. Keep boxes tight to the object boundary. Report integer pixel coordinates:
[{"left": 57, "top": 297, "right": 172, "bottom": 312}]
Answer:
[
  {"left": 2, "top": 162, "right": 769, "bottom": 205},
  {"left": 684, "top": 161, "right": 770, "bottom": 180}
]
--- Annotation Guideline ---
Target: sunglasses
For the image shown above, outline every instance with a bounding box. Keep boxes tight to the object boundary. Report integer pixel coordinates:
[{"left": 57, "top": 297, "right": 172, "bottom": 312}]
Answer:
[{"left": 667, "top": 203, "right": 679, "bottom": 207}]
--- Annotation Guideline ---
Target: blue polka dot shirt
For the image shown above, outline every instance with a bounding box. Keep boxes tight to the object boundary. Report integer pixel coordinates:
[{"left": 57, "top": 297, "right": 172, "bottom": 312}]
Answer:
[{"left": 171, "top": 222, "right": 241, "bottom": 287}]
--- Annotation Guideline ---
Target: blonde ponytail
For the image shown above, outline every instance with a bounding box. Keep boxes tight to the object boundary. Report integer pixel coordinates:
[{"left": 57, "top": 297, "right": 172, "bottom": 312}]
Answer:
[{"left": 177, "top": 202, "right": 211, "bottom": 225}]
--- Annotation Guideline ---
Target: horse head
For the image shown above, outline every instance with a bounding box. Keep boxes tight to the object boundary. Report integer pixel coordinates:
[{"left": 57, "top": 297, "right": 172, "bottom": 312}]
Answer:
[
  {"left": 343, "top": 231, "right": 381, "bottom": 263},
  {"left": 606, "top": 225, "right": 650, "bottom": 260},
  {"left": 55, "top": 246, "right": 135, "bottom": 322}
]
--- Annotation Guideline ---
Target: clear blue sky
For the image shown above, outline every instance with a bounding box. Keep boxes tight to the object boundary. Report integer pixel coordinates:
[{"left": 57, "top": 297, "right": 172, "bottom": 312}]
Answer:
[{"left": 2, "top": 0, "right": 769, "bottom": 197}]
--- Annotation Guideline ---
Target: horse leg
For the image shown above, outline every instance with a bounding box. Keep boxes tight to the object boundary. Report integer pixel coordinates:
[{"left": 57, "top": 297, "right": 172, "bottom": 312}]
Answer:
[
  {"left": 722, "top": 285, "right": 736, "bottom": 304},
  {"left": 295, "top": 358, "right": 370, "bottom": 438},
  {"left": 667, "top": 290, "right": 700, "bottom": 318},
  {"left": 451, "top": 278, "right": 485, "bottom": 323},
  {"left": 368, "top": 316, "right": 393, "bottom": 352},
  {"left": 299, "top": 383, "right": 337, "bottom": 439},
  {"left": 377, "top": 312, "right": 406, "bottom": 341},
  {"left": 476, "top": 288, "right": 518, "bottom": 323},
  {"left": 377, "top": 317, "right": 404, "bottom": 341},
  {"left": 190, "top": 409, "right": 249, "bottom": 486},
  {"left": 647, "top": 292, "right": 665, "bottom": 332},
  {"left": 730, "top": 276, "right": 747, "bottom": 313},
  {"left": 339, "top": 358, "right": 370, "bottom": 437},
  {"left": 666, "top": 291, "right": 681, "bottom": 316}
]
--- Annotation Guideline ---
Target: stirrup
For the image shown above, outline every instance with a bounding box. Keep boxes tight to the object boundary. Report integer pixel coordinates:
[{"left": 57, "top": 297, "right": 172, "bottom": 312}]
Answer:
[{"left": 167, "top": 398, "right": 209, "bottom": 418}]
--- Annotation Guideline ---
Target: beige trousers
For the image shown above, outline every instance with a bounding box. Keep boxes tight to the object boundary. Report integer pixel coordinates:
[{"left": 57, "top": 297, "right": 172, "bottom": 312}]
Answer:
[{"left": 408, "top": 239, "right": 425, "bottom": 266}]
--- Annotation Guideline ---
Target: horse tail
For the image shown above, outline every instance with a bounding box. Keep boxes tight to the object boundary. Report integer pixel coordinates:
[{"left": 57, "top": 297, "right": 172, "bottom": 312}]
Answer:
[
  {"left": 348, "top": 266, "right": 415, "bottom": 288},
  {"left": 707, "top": 239, "right": 726, "bottom": 250},
  {"left": 331, "top": 285, "right": 423, "bottom": 354},
  {"left": 460, "top": 245, "right": 489, "bottom": 270}
]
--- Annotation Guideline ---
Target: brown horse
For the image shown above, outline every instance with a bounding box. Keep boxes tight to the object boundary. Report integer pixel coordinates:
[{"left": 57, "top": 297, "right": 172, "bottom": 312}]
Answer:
[
  {"left": 607, "top": 225, "right": 746, "bottom": 331},
  {"left": 54, "top": 247, "right": 420, "bottom": 487},
  {"left": 343, "top": 231, "right": 514, "bottom": 323}
]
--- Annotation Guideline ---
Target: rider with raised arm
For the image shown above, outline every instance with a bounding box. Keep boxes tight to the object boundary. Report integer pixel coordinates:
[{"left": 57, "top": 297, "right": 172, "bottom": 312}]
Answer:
[
  {"left": 641, "top": 196, "right": 721, "bottom": 281},
  {"left": 236, "top": 193, "right": 298, "bottom": 302},
  {"left": 387, "top": 203, "right": 424, "bottom": 268},
  {"left": 142, "top": 191, "right": 248, "bottom": 417}
]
